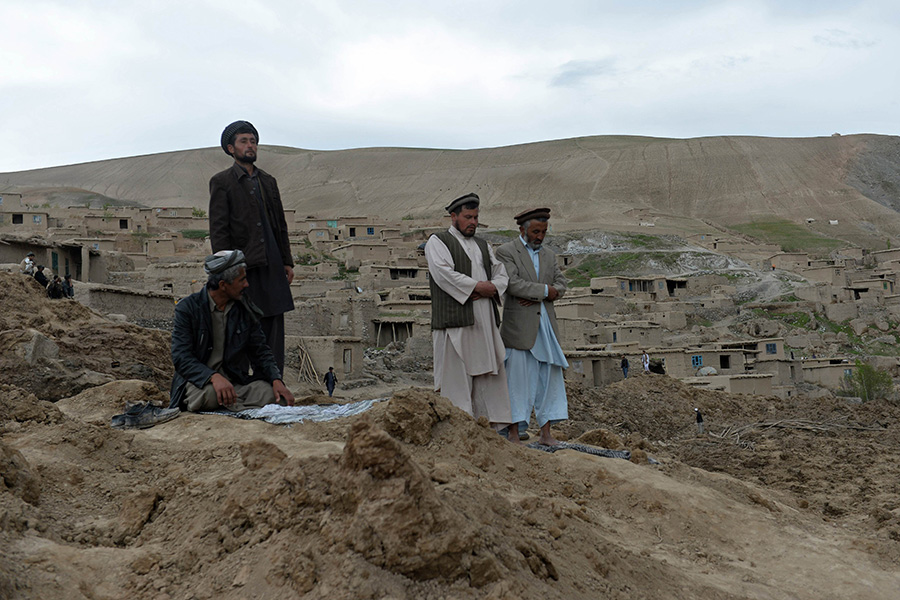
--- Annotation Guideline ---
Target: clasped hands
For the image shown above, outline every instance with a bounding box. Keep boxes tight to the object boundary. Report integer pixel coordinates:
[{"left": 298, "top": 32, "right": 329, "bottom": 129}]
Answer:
[
  {"left": 469, "top": 280, "right": 499, "bottom": 301},
  {"left": 516, "top": 285, "right": 559, "bottom": 306}
]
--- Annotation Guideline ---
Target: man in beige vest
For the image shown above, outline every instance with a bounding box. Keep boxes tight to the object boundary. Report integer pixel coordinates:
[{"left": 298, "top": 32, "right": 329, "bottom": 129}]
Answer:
[
  {"left": 424, "top": 193, "right": 517, "bottom": 442},
  {"left": 496, "top": 208, "right": 568, "bottom": 445}
]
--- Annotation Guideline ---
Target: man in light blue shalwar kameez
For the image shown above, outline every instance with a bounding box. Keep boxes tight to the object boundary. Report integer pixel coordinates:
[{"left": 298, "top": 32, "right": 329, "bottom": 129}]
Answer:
[{"left": 495, "top": 208, "right": 569, "bottom": 445}]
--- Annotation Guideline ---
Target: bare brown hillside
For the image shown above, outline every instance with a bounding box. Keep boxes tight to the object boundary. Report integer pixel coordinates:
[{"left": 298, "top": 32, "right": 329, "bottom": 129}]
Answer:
[{"left": 4, "top": 134, "right": 900, "bottom": 245}]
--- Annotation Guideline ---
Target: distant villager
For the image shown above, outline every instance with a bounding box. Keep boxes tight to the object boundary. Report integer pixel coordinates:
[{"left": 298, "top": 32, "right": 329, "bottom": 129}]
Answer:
[
  {"left": 169, "top": 250, "right": 294, "bottom": 412},
  {"left": 323, "top": 366, "right": 338, "bottom": 397},
  {"left": 209, "top": 120, "right": 294, "bottom": 374},
  {"left": 47, "top": 275, "right": 65, "bottom": 299},
  {"left": 641, "top": 351, "right": 650, "bottom": 373},
  {"left": 20, "top": 252, "right": 35, "bottom": 275},
  {"left": 62, "top": 274, "right": 75, "bottom": 298},
  {"left": 695, "top": 407, "right": 704, "bottom": 434},
  {"left": 496, "top": 207, "right": 569, "bottom": 446},
  {"left": 424, "top": 192, "right": 517, "bottom": 442},
  {"left": 621, "top": 356, "right": 629, "bottom": 379},
  {"left": 33, "top": 265, "right": 49, "bottom": 288}
]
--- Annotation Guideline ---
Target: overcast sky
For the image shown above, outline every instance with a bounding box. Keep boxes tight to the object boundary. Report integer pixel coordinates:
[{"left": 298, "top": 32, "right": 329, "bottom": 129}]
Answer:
[{"left": 2, "top": 0, "right": 897, "bottom": 172}]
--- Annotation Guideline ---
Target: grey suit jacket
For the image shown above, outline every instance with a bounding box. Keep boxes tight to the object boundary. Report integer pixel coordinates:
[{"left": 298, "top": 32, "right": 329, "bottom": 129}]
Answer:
[{"left": 495, "top": 239, "right": 567, "bottom": 350}]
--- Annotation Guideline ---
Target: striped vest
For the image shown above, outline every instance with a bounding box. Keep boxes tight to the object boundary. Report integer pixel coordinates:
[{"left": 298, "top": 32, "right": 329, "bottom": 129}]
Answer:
[{"left": 429, "top": 231, "right": 500, "bottom": 330}]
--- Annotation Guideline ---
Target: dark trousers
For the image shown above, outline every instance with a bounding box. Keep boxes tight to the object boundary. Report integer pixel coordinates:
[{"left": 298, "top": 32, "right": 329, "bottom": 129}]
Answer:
[{"left": 259, "top": 314, "right": 285, "bottom": 376}]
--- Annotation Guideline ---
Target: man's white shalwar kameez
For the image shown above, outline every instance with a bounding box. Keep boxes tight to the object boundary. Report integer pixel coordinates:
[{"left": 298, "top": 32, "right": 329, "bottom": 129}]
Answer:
[{"left": 425, "top": 227, "right": 512, "bottom": 424}]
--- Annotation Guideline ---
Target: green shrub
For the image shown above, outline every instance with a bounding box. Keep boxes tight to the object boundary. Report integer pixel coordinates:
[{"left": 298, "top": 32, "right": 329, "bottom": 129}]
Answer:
[{"left": 847, "top": 361, "right": 893, "bottom": 402}]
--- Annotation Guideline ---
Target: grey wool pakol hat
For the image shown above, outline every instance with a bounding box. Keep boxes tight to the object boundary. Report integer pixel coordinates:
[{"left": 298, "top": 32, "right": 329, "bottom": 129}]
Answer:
[
  {"left": 514, "top": 207, "right": 551, "bottom": 225},
  {"left": 445, "top": 192, "right": 480, "bottom": 214},
  {"left": 204, "top": 250, "right": 246, "bottom": 275},
  {"left": 220, "top": 121, "right": 258, "bottom": 155}
]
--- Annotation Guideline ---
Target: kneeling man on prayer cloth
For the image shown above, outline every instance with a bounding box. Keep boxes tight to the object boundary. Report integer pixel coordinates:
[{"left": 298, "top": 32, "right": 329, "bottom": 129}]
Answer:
[
  {"left": 425, "top": 193, "right": 519, "bottom": 443},
  {"left": 169, "top": 250, "right": 295, "bottom": 412},
  {"left": 495, "top": 208, "right": 569, "bottom": 446}
]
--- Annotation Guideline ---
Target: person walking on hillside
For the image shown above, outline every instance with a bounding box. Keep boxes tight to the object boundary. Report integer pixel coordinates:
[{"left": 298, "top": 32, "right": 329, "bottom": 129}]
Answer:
[
  {"left": 323, "top": 366, "right": 338, "bottom": 397},
  {"left": 425, "top": 193, "right": 517, "bottom": 443},
  {"left": 209, "top": 120, "right": 295, "bottom": 374},
  {"left": 621, "top": 355, "right": 629, "bottom": 379},
  {"left": 641, "top": 351, "right": 650, "bottom": 374},
  {"left": 495, "top": 207, "right": 569, "bottom": 446},
  {"left": 695, "top": 407, "right": 704, "bottom": 434}
]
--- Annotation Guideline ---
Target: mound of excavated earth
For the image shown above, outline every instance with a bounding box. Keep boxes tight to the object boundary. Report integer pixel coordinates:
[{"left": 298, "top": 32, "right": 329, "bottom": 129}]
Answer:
[
  {"left": 2, "top": 271, "right": 900, "bottom": 598},
  {"left": 0, "top": 272, "right": 171, "bottom": 401}
]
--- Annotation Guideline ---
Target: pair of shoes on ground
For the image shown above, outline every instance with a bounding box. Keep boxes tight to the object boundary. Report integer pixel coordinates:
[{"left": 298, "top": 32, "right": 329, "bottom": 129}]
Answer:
[{"left": 111, "top": 401, "right": 180, "bottom": 430}]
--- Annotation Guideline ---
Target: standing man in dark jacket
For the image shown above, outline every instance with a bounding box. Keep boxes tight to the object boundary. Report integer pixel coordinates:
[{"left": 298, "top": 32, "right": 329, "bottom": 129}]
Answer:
[
  {"left": 323, "top": 366, "right": 338, "bottom": 397},
  {"left": 209, "top": 120, "right": 295, "bottom": 374},
  {"left": 169, "top": 250, "right": 294, "bottom": 411}
]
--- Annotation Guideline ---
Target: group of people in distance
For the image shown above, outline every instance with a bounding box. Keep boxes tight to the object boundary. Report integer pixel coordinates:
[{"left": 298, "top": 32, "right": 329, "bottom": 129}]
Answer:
[
  {"left": 20, "top": 251, "right": 74, "bottom": 299},
  {"left": 620, "top": 351, "right": 651, "bottom": 379},
  {"left": 162, "top": 120, "right": 570, "bottom": 447}
]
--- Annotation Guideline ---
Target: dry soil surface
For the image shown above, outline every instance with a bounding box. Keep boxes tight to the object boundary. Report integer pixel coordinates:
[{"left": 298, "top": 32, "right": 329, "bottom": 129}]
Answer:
[{"left": 2, "top": 274, "right": 900, "bottom": 599}]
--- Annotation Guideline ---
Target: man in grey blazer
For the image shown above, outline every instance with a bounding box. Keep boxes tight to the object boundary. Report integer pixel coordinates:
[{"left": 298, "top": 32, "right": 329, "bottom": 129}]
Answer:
[{"left": 495, "top": 208, "right": 569, "bottom": 445}]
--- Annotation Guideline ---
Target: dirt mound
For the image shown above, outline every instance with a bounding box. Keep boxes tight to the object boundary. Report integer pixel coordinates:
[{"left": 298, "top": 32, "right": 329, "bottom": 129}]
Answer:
[
  {"left": 3, "top": 376, "right": 900, "bottom": 598},
  {"left": 0, "top": 272, "right": 172, "bottom": 401}
]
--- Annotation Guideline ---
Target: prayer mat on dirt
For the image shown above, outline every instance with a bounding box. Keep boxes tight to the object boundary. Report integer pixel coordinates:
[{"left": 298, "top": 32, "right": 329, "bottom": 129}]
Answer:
[
  {"left": 527, "top": 441, "right": 632, "bottom": 460},
  {"left": 200, "top": 398, "right": 387, "bottom": 424}
]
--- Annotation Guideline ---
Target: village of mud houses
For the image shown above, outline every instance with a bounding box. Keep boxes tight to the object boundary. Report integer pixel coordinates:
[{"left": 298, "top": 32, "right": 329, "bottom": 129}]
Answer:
[{"left": 3, "top": 134, "right": 900, "bottom": 599}]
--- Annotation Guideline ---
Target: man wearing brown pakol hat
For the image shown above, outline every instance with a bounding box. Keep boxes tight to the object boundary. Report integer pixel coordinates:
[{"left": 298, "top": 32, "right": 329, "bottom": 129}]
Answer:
[
  {"left": 209, "top": 120, "right": 295, "bottom": 374},
  {"left": 169, "top": 250, "right": 294, "bottom": 411},
  {"left": 495, "top": 208, "right": 568, "bottom": 446},
  {"left": 425, "top": 193, "right": 518, "bottom": 442}
]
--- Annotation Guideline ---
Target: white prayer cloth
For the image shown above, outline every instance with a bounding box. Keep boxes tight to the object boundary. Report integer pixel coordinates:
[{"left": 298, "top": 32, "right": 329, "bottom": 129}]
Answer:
[{"left": 426, "top": 227, "right": 512, "bottom": 424}]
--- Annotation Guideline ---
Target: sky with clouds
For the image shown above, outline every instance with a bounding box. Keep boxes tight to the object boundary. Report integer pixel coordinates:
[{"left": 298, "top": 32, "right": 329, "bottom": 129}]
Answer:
[{"left": 1, "top": 0, "right": 897, "bottom": 172}]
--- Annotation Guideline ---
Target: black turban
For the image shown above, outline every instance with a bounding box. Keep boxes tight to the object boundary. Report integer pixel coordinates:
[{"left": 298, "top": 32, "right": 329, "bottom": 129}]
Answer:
[{"left": 220, "top": 121, "right": 259, "bottom": 155}]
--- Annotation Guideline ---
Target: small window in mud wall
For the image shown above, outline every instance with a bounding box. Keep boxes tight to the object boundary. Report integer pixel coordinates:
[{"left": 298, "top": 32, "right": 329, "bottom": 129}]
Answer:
[
  {"left": 719, "top": 355, "right": 730, "bottom": 369},
  {"left": 349, "top": 227, "right": 356, "bottom": 237},
  {"left": 342, "top": 348, "right": 352, "bottom": 373},
  {"left": 843, "top": 368, "right": 852, "bottom": 378},
  {"left": 367, "top": 227, "right": 374, "bottom": 235},
  {"left": 765, "top": 343, "right": 777, "bottom": 354},
  {"left": 119, "top": 219, "right": 128, "bottom": 229},
  {"left": 691, "top": 355, "right": 703, "bottom": 368},
  {"left": 12, "top": 214, "right": 23, "bottom": 224},
  {"left": 33, "top": 215, "right": 42, "bottom": 224}
]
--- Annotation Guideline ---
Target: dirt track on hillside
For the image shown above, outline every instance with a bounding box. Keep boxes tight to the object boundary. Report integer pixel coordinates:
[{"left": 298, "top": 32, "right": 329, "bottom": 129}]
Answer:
[{"left": 2, "top": 272, "right": 900, "bottom": 599}]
